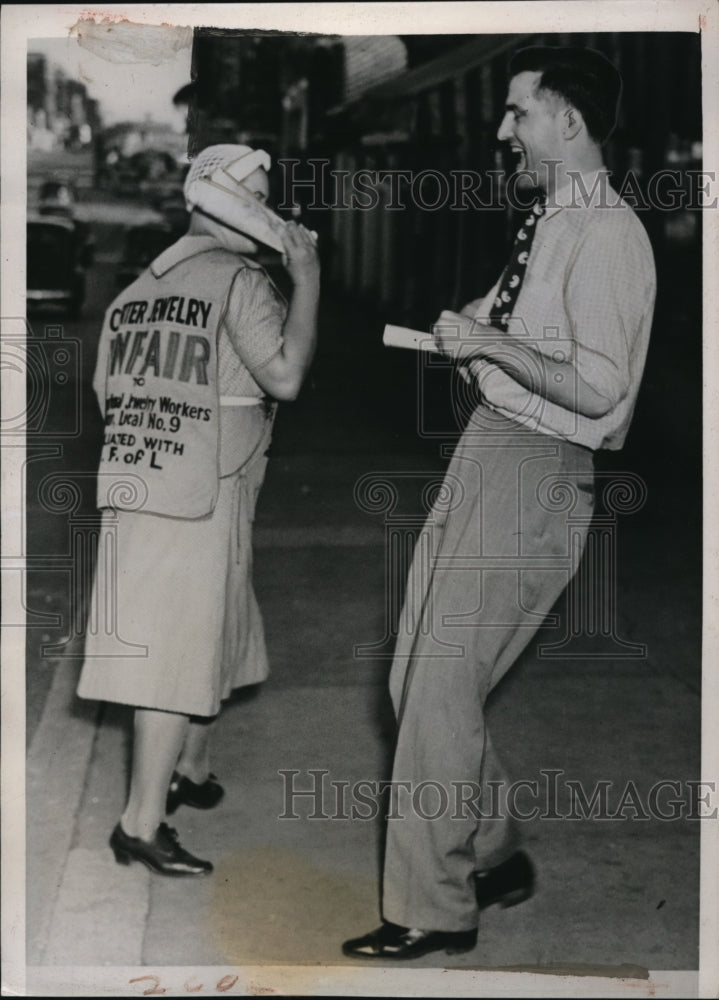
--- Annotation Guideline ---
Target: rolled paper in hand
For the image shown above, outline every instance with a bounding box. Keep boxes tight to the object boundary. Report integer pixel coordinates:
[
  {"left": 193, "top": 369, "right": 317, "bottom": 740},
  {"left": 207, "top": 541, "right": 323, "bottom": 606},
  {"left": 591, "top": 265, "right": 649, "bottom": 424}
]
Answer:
[{"left": 383, "top": 325, "right": 438, "bottom": 353}]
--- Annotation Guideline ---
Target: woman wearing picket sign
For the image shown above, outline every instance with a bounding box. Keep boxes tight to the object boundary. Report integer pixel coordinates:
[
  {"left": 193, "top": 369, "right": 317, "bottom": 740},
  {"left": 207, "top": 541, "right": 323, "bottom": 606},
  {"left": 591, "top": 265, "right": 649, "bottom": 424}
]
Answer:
[{"left": 78, "top": 145, "right": 320, "bottom": 875}]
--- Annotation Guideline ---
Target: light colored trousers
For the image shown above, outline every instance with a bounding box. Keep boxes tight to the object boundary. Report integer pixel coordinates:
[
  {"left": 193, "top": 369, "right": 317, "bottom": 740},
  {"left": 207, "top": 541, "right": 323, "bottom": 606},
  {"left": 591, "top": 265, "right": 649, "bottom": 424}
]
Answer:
[{"left": 382, "top": 408, "right": 595, "bottom": 931}]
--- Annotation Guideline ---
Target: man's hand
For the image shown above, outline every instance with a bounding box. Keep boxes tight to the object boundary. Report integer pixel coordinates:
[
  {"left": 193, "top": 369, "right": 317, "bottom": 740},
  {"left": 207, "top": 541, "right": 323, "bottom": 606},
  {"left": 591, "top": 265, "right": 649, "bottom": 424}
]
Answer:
[
  {"left": 281, "top": 221, "right": 320, "bottom": 288},
  {"left": 433, "top": 309, "right": 499, "bottom": 362}
]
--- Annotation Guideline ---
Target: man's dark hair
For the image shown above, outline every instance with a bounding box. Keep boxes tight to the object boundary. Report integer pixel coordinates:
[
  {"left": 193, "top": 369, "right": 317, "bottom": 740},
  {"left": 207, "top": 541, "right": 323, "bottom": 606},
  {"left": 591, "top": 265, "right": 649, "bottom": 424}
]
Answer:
[{"left": 509, "top": 46, "right": 622, "bottom": 144}]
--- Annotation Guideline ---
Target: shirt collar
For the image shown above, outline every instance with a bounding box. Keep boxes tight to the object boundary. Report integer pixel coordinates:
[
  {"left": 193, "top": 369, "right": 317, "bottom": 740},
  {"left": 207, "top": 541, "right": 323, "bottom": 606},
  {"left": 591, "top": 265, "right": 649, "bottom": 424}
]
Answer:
[
  {"left": 542, "top": 169, "right": 614, "bottom": 219},
  {"left": 150, "top": 234, "right": 223, "bottom": 277}
]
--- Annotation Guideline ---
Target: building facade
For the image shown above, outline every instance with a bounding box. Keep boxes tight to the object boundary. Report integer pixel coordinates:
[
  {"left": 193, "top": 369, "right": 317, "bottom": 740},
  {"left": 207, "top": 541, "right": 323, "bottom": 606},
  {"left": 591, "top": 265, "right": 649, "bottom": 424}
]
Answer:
[{"left": 186, "top": 31, "right": 702, "bottom": 327}]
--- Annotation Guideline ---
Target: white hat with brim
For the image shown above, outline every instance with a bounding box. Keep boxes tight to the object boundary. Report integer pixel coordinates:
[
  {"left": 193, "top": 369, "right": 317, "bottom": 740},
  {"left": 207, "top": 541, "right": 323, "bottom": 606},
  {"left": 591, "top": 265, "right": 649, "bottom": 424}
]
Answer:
[{"left": 183, "top": 144, "right": 271, "bottom": 209}]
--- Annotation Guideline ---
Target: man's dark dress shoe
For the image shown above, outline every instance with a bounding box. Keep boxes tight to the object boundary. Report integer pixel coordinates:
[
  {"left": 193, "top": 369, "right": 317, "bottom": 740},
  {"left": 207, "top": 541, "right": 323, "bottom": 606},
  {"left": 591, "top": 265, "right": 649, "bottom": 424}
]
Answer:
[
  {"left": 110, "top": 822, "right": 213, "bottom": 876},
  {"left": 342, "top": 921, "right": 477, "bottom": 960},
  {"left": 475, "top": 850, "right": 535, "bottom": 910},
  {"left": 166, "top": 770, "right": 224, "bottom": 815}
]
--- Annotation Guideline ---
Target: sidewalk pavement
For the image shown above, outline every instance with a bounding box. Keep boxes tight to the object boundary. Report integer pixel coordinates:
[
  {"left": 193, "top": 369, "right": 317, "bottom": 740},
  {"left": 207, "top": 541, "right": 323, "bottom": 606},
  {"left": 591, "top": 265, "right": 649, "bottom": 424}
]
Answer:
[{"left": 25, "top": 451, "right": 702, "bottom": 991}]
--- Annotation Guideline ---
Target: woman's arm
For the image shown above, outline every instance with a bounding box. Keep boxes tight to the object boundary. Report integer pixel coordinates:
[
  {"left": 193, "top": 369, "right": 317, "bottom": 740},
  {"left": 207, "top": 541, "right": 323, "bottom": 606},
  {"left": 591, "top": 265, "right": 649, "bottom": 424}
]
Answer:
[{"left": 251, "top": 222, "right": 320, "bottom": 401}]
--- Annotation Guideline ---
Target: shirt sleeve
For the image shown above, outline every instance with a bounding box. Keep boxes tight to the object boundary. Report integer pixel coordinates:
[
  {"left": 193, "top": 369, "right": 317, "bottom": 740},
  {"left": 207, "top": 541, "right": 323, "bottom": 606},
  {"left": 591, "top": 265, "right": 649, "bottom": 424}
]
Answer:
[
  {"left": 564, "top": 212, "right": 656, "bottom": 408},
  {"left": 222, "top": 265, "right": 286, "bottom": 373}
]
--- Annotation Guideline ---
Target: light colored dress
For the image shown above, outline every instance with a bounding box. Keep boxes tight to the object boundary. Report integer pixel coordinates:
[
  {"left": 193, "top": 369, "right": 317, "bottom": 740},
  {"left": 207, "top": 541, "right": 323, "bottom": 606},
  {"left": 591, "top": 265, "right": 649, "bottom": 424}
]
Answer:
[{"left": 77, "top": 236, "right": 286, "bottom": 716}]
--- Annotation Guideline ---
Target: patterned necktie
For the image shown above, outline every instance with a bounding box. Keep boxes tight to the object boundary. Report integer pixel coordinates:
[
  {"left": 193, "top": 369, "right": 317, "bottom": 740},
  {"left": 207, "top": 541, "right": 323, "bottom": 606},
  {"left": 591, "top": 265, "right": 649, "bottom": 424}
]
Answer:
[{"left": 489, "top": 198, "right": 546, "bottom": 331}]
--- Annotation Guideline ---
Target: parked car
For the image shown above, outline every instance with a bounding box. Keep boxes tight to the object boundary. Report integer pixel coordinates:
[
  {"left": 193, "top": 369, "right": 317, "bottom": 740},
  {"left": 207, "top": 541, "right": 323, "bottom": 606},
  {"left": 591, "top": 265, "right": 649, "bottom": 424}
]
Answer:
[
  {"left": 38, "top": 179, "right": 78, "bottom": 216},
  {"left": 27, "top": 213, "right": 93, "bottom": 319},
  {"left": 116, "top": 221, "right": 177, "bottom": 290}
]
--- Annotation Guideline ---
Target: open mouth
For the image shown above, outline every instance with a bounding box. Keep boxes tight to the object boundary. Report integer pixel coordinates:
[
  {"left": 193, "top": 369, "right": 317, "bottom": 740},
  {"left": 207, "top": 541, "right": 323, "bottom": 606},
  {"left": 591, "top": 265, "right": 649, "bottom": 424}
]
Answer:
[{"left": 510, "top": 146, "right": 527, "bottom": 170}]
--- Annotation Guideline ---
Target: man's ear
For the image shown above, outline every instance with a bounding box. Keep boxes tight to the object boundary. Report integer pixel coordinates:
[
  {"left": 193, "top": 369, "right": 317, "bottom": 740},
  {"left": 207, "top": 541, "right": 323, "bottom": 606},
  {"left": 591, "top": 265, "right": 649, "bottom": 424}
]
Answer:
[{"left": 562, "top": 105, "right": 584, "bottom": 140}]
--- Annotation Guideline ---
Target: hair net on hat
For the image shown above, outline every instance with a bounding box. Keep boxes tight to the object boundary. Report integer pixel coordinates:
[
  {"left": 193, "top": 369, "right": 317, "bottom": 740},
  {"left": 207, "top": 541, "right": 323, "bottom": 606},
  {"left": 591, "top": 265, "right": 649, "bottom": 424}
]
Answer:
[{"left": 183, "top": 144, "right": 271, "bottom": 207}]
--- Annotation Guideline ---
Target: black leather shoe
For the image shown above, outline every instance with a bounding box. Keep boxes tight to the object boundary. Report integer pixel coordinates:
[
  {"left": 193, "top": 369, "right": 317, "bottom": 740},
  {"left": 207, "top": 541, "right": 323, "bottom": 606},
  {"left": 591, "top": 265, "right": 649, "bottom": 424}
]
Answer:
[
  {"left": 166, "top": 771, "right": 224, "bottom": 815},
  {"left": 342, "top": 921, "right": 477, "bottom": 960},
  {"left": 110, "top": 822, "right": 213, "bottom": 876},
  {"left": 474, "top": 850, "right": 534, "bottom": 910}
]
